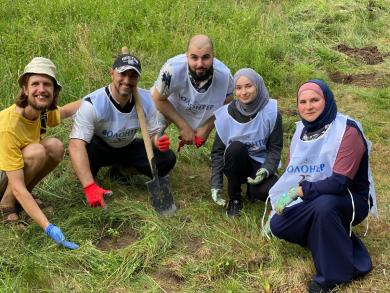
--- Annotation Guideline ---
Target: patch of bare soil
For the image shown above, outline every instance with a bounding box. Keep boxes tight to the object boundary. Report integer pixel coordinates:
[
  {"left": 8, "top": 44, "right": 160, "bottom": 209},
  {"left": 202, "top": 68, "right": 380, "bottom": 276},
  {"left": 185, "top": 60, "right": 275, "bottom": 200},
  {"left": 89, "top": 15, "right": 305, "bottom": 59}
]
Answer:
[
  {"left": 365, "top": 219, "right": 390, "bottom": 238},
  {"left": 329, "top": 71, "right": 389, "bottom": 87},
  {"left": 183, "top": 235, "right": 203, "bottom": 254},
  {"left": 150, "top": 267, "right": 184, "bottom": 293},
  {"left": 246, "top": 254, "right": 271, "bottom": 272},
  {"left": 334, "top": 44, "right": 384, "bottom": 65},
  {"left": 96, "top": 229, "right": 137, "bottom": 251}
]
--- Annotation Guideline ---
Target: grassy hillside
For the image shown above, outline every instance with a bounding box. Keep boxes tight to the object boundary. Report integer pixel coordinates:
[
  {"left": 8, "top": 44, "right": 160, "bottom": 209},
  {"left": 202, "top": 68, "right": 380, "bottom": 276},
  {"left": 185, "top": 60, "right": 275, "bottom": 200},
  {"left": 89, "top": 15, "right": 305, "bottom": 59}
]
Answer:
[{"left": 0, "top": 0, "right": 389, "bottom": 292}]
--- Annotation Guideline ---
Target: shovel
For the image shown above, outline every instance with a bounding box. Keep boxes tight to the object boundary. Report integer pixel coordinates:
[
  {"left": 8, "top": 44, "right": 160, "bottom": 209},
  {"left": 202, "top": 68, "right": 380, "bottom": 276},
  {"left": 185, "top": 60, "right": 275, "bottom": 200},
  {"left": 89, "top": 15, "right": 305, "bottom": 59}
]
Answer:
[
  {"left": 132, "top": 88, "right": 176, "bottom": 215},
  {"left": 122, "top": 47, "right": 176, "bottom": 215}
]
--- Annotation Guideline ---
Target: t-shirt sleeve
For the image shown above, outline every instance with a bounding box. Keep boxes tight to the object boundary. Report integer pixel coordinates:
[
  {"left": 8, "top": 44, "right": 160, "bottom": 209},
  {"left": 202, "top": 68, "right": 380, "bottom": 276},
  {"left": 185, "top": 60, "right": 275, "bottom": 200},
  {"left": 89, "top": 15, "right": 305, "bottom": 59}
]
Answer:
[
  {"left": 0, "top": 131, "right": 24, "bottom": 171},
  {"left": 333, "top": 126, "right": 365, "bottom": 179},
  {"left": 152, "top": 62, "right": 174, "bottom": 98},
  {"left": 69, "top": 100, "right": 96, "bottom": 143},
  {"left": 300, "top": 125, "right": 366, "bottom": 200},
  {"left": 47, "top": 107, "right": 61, "bottom": 127}
]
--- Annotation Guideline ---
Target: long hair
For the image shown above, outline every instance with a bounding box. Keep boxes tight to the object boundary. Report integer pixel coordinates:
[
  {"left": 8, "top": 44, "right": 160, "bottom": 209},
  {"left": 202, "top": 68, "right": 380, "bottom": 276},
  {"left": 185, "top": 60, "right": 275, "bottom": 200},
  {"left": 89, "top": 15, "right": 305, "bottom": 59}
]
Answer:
[{"left": 15, "top": 73, "right": 60, "bottom": 110}]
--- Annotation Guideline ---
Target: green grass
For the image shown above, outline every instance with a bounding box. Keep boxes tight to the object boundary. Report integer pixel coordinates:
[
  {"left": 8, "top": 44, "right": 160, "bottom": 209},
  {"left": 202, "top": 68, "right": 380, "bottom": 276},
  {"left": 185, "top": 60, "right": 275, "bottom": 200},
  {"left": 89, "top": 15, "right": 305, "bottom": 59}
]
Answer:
[{"left": 1, "top": 0, "right": 390, "bottom": 292}]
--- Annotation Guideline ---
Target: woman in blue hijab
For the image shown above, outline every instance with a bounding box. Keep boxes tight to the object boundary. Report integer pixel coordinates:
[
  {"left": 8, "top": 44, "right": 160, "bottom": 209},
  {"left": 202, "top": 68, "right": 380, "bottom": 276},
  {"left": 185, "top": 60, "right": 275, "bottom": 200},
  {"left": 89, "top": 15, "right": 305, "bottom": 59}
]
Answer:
[{"left": 267, "top": 80, "right": 378, "bottom": 292}]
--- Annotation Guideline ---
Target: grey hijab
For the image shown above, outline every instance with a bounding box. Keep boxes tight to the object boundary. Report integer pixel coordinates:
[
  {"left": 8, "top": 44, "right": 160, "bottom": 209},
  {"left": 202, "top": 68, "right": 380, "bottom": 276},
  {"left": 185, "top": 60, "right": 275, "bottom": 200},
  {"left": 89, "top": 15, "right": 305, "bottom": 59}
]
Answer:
[{"left": 233, "top": 68, "right": 270, "bottom": 117}]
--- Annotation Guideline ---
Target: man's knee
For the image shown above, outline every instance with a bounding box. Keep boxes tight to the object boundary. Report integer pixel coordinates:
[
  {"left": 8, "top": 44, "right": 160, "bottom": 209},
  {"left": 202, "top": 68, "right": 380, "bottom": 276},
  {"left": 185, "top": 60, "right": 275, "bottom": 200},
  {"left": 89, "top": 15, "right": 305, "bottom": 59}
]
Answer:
[
  {"left": 157, "top": 150, "right": 176, "bottom": 176},
  {"left": 42, "top": 138, "right": 64, "bottom": 163},
  {"left": 22, "top": 144, "right": 47, "bottom": 169}
]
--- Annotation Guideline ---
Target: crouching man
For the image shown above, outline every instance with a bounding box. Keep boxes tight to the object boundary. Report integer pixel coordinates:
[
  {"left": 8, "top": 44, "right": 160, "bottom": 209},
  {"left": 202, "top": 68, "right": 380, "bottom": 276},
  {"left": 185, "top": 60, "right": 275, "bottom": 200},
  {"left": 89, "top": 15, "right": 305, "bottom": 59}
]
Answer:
[
  {"left": 68, "top": 52, "right": 177, "bottom": 214},
  {"left": 0, "top": 57, "right": 80, "bottom": 249}
]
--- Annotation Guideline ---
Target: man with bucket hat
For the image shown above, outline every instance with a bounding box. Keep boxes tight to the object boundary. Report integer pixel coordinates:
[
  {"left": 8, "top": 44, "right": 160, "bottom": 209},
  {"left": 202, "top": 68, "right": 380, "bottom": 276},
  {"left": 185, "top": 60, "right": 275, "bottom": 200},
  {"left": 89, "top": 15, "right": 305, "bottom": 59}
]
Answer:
[
  {"left": 68, "top": 51, "right": 177, "bottom": 214},
  {"left": 0, "top": 57, "right": 80, "bottom": 249}
]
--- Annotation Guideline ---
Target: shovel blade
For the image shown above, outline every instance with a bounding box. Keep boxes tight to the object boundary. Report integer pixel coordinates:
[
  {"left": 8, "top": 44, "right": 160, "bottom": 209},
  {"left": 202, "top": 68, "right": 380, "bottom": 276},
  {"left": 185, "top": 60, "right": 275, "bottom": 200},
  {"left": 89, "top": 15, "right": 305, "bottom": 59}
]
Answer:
[
  {"left": 146, "top": 177, "right": 163, "bottom": 213},
  {"left": 158, "top": 175, "right": 176, "bottom": 216},
  {"left": 146, "top": 175, "right": 176, "bottom": 216}
]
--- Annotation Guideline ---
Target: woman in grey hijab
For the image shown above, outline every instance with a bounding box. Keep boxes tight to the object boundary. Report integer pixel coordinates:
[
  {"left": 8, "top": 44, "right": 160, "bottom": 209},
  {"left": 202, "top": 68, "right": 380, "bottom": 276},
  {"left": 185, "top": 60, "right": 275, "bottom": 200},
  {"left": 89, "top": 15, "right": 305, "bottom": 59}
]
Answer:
[{"left": 211, "top": 68, "right": 283, "bottom": 217}]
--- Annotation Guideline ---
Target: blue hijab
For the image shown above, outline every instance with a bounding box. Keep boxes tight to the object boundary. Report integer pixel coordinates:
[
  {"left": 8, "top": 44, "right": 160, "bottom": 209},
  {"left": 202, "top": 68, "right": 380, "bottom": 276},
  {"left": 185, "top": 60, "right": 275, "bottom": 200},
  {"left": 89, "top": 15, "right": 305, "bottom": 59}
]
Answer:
[{"left": 298, "top": 79, "right": 337, "bottom": 132}]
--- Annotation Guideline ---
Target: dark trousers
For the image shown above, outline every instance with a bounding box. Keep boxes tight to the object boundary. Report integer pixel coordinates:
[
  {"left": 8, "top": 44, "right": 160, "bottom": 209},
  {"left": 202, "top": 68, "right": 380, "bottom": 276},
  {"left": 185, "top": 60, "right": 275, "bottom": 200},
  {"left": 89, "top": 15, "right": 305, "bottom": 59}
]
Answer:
[
  {"left": 223, "top": 141, "right": 278, "bottom": 202},
  {"left": 270, "top": 193, "right": 372, "bottom": 288},
  {"left": 86, "top": 136, "right": 176, "bottom": 178}
]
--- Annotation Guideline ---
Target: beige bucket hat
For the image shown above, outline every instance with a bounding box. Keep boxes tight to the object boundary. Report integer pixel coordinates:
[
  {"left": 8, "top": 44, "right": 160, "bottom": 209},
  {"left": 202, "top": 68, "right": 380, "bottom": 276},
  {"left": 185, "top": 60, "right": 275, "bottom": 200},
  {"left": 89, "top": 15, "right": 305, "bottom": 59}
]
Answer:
[{"left": 18, "top": 57, "right": 62, "bottom": 90}]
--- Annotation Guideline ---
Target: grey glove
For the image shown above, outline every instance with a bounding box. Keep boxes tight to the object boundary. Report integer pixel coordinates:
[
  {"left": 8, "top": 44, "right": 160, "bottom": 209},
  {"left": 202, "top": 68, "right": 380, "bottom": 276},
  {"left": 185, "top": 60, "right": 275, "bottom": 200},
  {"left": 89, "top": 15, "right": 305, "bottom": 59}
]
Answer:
[
  {"left": 247, "top": 168, "right": 269, "bottom": 185},
  {"left": 211, "top": 188, "right": 226, "bottom": 206}
]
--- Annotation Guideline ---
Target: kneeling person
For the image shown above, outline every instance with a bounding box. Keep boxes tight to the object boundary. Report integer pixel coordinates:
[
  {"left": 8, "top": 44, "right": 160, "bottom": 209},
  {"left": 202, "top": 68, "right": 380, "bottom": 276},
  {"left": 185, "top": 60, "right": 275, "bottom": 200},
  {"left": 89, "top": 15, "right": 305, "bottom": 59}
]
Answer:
[
  {"left": 0, "top": 57, "right": 80, "bottom": 249},
  {"left": 211, "top": 68, "right": 282, "bottom": 217},
  {"left": 68, "top": 52, "right": 176, "bottom": 214}
]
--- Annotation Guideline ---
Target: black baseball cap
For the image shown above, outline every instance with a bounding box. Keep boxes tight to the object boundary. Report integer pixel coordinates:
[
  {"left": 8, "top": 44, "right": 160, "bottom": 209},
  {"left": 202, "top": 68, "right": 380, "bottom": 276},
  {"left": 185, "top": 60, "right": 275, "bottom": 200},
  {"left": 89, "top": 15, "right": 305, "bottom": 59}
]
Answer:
[{"left": 112, "top": 54, "right": 141, "bottom": 76}]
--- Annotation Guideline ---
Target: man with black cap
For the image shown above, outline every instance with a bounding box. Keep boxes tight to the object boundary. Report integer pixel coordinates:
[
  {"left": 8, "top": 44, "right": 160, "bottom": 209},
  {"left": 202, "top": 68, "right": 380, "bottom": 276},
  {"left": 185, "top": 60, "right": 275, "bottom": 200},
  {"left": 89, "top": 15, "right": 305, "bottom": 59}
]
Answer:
[
  {"left": 0, "top": 57, "right": 80, "bottom": 249},
  {"left": 151, "top": 34, "right": 234, "bottom": 150},
  {"left": 68, "top": 52, "right": 176, "bottom": 212}
]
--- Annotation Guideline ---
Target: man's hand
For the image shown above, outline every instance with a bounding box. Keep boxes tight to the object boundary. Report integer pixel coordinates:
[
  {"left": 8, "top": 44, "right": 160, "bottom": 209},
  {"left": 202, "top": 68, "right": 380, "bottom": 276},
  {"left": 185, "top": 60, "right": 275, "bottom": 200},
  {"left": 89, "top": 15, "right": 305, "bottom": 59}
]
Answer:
[
  {"left": 83, "top": 182, "right": 112, "bottom": 208},
  {"left": 274, "top": 186, "right": 299, "bottom": 214},
  {"left": 194, "top": 135, "right": 206, "bottom": 148},
  {"left": 179, "top": 124, "right": 195, "bottom": 144},
  {"left": 211, "top": 188, "right": 226, "bottom": 206},
  {"left": 194, "top": 118, "right": 214, "bottom": 143},
  {"left": 45, "top": 223, "right": 79, "bottom": 250},
  {"left": 177, "top": 136, "right": 185, "bottom": 152},
  {"left": 247, "top": 168, "right": 269, "bottom": 185},
  {"left": 155, "top": 134, "right": 170, "bottom": 152}
]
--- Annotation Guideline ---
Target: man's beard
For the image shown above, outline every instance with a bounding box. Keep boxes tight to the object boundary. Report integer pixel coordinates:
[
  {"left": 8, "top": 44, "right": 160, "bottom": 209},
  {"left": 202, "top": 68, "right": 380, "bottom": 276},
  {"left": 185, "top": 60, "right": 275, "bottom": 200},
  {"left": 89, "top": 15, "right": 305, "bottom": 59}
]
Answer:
[
  {"left": 28, "top": 97, "right": 52, "bottom": 111},
  {"left": 188, "top": 65, "right": 213, "bottom": 82}
]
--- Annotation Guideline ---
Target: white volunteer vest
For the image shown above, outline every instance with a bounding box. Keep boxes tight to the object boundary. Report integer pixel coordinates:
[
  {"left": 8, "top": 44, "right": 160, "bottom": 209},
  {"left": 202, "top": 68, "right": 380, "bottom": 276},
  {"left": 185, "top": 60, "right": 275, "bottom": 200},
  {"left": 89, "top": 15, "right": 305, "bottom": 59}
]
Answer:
[
  {"left": 91, "top": 88, "right": 154, "bottom": 148},
  {"left": 214, "top": 99, "right": 278, "bottom": 163},
  {"left": 168, "top": 54, "right": 231, "bottom": 129},
  {"left": 269, "top": 113, "right": 377, "bottom": 217}
]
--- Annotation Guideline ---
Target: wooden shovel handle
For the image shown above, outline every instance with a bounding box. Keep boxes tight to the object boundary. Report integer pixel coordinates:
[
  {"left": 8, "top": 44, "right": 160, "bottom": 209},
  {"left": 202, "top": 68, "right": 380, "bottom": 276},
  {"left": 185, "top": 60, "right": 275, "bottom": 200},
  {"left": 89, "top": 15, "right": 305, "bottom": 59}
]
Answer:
[
  {"left": 132, "top": 88, "right": 155, "bottom": 172},
  {"left": 121, "top": 46, "right": 155, "bottom": 173}
]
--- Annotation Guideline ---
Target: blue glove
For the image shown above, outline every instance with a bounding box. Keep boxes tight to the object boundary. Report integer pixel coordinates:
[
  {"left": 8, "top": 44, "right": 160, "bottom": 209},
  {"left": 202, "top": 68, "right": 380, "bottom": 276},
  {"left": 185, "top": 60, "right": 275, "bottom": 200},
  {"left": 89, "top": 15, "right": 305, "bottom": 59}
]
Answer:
[
  {"left": 45, "top": 223, "right": 79, "bottom": 250},
  {"left": 274, "top": 186, "right": 299, "bottom": 214}
]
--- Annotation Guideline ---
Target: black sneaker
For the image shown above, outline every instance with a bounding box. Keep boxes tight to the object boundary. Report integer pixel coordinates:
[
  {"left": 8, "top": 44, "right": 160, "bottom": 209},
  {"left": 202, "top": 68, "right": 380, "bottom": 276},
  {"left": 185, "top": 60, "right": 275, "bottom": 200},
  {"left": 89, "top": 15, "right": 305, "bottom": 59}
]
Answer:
[
  {"left": 226, "top": 200, "right": 243, "bottom": 217},
  {"left": 307, "top": 280, "right": 333, "bottom": 293},
  {"left": 108, "top": 166, "right": 129, "bottom": 184}
]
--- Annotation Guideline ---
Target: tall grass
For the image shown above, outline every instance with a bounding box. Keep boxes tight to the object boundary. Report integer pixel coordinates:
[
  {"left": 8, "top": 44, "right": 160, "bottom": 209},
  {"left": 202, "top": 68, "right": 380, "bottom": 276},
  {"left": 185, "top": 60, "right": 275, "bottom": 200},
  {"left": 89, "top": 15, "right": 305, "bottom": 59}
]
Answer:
[{"left": 1, "top": 0, "right": 389, "bottom": 291}]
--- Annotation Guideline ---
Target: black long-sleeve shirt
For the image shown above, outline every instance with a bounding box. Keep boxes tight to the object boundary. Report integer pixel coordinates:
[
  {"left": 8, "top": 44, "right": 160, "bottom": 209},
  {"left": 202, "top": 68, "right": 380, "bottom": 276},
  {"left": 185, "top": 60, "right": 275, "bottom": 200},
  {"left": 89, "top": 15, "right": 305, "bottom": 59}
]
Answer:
[{"left": 210, "top": 102, "right": 283, "bottom": 189}]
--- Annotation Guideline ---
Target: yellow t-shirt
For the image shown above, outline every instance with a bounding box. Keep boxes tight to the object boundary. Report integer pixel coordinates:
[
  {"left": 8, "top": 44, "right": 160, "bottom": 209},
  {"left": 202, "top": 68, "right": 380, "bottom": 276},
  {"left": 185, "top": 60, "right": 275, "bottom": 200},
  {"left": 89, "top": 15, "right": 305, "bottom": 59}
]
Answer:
[{"left": 0, "top": 104, "right": 61, "bottom": 171}]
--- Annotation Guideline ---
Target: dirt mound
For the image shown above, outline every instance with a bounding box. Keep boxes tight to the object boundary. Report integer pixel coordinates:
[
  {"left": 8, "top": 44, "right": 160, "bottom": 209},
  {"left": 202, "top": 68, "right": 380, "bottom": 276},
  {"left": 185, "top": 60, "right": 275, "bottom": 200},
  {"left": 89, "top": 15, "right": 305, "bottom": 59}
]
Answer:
[
  {"left": 96, "top": 229, "right": 137, "bottom": 251},
  {"left": 334, "top": 44, "right": 384, "bottom": 65},
  {"left": 329, "top": 71, "right": 389, "bottom": 87},
  {"left": 150, "top": 267, "right": 184, "bottom": 293}
]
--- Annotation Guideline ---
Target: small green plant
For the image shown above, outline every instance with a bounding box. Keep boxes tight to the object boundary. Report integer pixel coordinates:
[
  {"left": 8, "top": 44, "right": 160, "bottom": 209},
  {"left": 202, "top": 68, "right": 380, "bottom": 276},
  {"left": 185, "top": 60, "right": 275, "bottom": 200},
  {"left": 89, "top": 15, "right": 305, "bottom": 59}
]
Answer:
[{"left": 107, "top": 228, "right": 120, "bottom": 239}]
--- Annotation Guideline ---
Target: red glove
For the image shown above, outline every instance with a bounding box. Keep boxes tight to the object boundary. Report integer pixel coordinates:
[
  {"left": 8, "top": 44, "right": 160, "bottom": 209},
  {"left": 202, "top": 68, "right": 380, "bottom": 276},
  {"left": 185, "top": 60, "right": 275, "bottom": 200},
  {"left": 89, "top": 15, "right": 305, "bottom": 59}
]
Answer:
[
  {"left": 156, "top": 134, "right": 170, "bottom": 152},
  {"left": 177, "top": 136, "right": 185, "bottom": 152},
  {"left": 194, "top": 136, "right": 206, "bottom": 148},
  {"left": 83, "top": 183, "right": 112, "bottom": 208}
]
